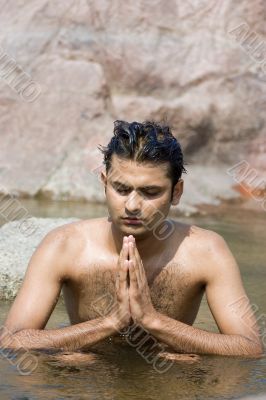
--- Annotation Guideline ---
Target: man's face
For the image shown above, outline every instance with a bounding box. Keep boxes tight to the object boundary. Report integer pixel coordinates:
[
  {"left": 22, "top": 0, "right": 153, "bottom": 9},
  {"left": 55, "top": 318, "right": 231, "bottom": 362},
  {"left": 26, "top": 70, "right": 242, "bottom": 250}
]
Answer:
[{"left": 101, "top": 155, "right": 183, "bottom": 238}]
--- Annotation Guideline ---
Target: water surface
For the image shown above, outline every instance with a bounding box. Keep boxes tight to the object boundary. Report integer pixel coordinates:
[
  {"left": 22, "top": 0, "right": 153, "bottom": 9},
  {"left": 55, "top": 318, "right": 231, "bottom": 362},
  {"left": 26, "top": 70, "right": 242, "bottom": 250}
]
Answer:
[{"left": 0, "top": 199, "right": 265, "bottom": 399}]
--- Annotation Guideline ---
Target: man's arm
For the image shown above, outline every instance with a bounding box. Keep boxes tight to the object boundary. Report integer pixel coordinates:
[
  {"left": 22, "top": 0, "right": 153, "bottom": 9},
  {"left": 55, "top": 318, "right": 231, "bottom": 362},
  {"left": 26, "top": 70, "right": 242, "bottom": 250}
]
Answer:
[
  {"left": 0, "top": 226, "right": 128, "bottom": 352},
  {"left": 128, "top": 234, "right": 263, "bottom": 357}
]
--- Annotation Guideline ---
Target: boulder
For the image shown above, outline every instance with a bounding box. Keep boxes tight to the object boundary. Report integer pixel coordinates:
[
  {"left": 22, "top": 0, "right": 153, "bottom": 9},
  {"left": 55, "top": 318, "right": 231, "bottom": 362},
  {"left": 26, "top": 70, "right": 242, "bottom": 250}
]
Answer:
[
  {"left": 0, "top": 0, "right": 265, "bottom": 211},
  {"left": 0, "top": 217, "right": 79, "bottom": 300}
]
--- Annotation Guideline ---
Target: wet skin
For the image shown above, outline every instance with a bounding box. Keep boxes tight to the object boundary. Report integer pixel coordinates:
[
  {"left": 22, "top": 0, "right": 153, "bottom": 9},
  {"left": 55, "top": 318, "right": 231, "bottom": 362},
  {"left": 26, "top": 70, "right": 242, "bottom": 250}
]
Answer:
[
  {"left": 2, "top": 155, "right": 262, "bottom": 358},
  {"left": 62, "top": 217, "right": 204, "bottom": 329}
]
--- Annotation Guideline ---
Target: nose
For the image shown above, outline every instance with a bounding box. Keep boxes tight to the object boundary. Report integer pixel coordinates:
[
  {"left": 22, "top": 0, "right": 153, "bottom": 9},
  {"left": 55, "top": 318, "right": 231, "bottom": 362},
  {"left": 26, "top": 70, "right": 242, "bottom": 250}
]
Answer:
[{"left": 125, "top": 191, "right": 142, "bottom": 215}]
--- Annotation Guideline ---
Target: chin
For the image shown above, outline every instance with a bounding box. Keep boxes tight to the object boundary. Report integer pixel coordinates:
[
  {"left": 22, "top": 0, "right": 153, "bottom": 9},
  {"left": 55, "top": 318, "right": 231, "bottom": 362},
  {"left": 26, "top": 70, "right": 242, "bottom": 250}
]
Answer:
[
  {"left": 110, "top": 216, "right": 153, "bottom": 237},
  {"left": 121, "top": 225, "right": 151, "bottom": 239}
]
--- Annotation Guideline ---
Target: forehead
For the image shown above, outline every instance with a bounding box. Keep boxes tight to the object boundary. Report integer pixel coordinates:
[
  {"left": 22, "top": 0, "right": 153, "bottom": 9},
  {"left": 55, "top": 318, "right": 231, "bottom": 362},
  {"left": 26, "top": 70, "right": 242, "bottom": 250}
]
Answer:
[{"left": 108, "top": 155, "right": 170, "bottom": 186}]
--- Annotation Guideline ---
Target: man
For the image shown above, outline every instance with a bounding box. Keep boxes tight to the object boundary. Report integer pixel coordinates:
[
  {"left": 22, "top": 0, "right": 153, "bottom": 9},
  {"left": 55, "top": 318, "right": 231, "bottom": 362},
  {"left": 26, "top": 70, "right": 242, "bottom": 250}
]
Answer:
[{"left": 1, "top": 120, "right": 263, "bottom": 358}]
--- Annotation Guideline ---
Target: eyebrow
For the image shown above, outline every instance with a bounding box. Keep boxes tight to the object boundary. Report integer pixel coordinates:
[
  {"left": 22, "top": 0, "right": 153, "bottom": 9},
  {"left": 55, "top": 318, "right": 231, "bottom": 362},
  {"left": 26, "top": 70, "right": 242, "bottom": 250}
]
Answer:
[{"left": 111, "top": 181, "right": 162, "bottom": 190}]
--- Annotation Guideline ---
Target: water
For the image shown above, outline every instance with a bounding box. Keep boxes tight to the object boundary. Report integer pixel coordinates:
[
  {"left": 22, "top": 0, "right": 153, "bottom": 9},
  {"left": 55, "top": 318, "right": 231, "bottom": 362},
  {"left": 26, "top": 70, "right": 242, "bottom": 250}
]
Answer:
[{"left": 0, "top": 199, "right": 265, "bottom": 399}]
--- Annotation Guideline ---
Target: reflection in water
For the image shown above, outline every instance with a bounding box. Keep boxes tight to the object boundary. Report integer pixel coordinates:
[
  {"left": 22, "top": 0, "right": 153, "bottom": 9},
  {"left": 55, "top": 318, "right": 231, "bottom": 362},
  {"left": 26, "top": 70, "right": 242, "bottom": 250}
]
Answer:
[
  {"left": 1, "top": 343, "right": 266, "bottom": 400},
  {"left": 0, "top": 200, "right": 266, "bottom": 399}
]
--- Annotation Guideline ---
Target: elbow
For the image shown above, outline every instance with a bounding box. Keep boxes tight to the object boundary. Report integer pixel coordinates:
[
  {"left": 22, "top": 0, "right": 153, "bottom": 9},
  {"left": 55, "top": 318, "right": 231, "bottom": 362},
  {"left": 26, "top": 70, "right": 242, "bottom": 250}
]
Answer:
[
  {"left": 245, "top": 337, "right": 264, "bottom": 357},
  {"left": 0, "top": 329, "right": 23, "bottom": 351},
  {"left": 253, "top": 341, "right": 264, "bottom": 356},
  {"left": 0, "top": 326, "right": 35, "bottom": 351}
]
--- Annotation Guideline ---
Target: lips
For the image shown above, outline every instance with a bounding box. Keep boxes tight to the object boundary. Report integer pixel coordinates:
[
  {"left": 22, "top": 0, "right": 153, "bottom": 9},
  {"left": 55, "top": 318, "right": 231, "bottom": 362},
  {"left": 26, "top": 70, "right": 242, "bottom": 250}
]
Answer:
[
  {"left": 123, "top": 217, "right": 141, "bottom": 220},
  {"left": 122, "top": 217, "right": 143, "bottom": 225}
]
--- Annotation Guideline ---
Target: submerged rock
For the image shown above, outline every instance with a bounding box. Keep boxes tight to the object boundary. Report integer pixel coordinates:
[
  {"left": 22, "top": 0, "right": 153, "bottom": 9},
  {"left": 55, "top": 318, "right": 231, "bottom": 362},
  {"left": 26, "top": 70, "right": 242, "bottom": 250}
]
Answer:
[{"left": 0, "top": 217, "right": 79, "bottom": 300}]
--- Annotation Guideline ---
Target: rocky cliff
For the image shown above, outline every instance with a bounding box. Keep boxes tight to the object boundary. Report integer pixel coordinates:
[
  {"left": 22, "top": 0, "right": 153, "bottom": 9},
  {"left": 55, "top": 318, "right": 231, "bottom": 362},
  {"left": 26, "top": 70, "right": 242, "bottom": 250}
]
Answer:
[{"left": 0, "top": 0, "right": 265, "bottom": 213}]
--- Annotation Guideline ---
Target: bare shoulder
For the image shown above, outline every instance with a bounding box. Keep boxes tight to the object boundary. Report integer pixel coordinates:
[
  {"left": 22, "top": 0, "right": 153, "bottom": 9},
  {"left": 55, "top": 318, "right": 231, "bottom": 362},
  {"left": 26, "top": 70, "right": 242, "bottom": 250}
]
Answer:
[
  {"left": 172, "top": 220, "right": 224, "bottom": 248},
  {"left": 174, "top": 221, "right": 235, "bottom": 278},
  {"left": 187, "top": 223, "right": 238, "bottom": 280},
  {"left": 58, "top": 216, "right": 111, "bottom": 248},
  {"left": 48, "top": 217, "right": 108, "bottom": 240},
  {"left": 174, "top": 220, "right": 224, "bottom": 248},
  {"left": 40, "top": 217, "right": 108, "bottom": 261}
]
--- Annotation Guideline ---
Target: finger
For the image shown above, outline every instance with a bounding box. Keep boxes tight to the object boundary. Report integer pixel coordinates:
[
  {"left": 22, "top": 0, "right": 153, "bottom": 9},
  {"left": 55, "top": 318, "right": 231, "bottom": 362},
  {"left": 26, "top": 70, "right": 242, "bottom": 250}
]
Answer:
[
  {"left": 128, "top": 242, "right": 141, "bottom": 285},
  {"left": 131, "top": 239, "right": 144, "bottom": 283},
  {"left": 115, "top": 271, "right": 120, "bottom": 293},
  {"left": 120, "top": 259, "right": 129, "bottom": 292},
  {"left": 127, "top": 235, "right": 134, "bottom": 244},
  {"left": 128, "top": 240, "right": 134, "bottom": 261},
  {"left": 122, "top": 239, "right": 129, "bottom": 262},
  {"left": 118, "top": 240, "right": 128, "bottom": 270},
  {"left": 133, "top": 243, "right": 146, "bottom": 283},
  {"left": 117, "top": 240, "right": 128, "bottom": 291},
  {"left": 128, "top": 259, "right": 138, "bottom": 291}
]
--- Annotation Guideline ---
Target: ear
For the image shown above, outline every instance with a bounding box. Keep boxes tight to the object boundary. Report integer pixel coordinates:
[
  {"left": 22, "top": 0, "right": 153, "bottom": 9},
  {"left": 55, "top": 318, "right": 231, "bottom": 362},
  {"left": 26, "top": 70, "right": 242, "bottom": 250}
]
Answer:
[
  {"left": 101, "top": 171, "right": 107, "bottom": 193},
  {"left": 171, "top": 179, "right": 184, "bottom": 206}
]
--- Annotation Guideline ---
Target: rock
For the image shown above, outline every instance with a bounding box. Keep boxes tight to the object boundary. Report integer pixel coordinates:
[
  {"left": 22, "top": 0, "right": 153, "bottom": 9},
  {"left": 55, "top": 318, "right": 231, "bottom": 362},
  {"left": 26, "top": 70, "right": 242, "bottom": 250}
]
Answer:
[
  {"left": 39, "top": 116, "right": 112, "bottom": 202},
  {"left": 177, "top": 164, "right": 239, "bottom": 212},
  {"left": 0, "top": 217, "right": 79, "bottom": 300},
  {"left": 0, "top": 55, "right": 111, "bottom": 197},
  {"left": 0, "top": 0, "right": 265, "bottom": 212}
]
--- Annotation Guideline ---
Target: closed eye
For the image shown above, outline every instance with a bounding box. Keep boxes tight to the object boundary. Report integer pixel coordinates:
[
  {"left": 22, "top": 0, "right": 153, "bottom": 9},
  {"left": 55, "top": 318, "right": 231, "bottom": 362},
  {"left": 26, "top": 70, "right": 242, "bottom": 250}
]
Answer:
[
  {"left": 113, "top": 183, "right": 161, "bottom": 197},
  {"left": 116, "top": 188, "right": 159, "bottom": 197},
  {"left": 115, "top": 187, "right": 130, "bottom": 195},
  {"left": 143, "top": 191, "right": 159, "bottom": 197}
]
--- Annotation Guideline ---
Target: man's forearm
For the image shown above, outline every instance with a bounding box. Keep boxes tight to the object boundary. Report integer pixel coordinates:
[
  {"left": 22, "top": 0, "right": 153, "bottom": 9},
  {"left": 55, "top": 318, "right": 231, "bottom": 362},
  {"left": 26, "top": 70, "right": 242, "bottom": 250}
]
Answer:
[
  {"left": 142, "top": 312, "right": 263, "bottom": 357},
  {"left": 0, "top": 316, "right": 119, "bottom": 352}
]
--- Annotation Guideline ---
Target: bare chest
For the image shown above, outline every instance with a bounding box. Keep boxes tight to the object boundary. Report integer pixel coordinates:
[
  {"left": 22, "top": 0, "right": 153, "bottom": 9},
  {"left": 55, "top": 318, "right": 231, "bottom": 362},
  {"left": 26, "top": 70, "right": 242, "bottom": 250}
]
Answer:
[{"left": 63, "top": 260, "right": 205, "bottom": 326}]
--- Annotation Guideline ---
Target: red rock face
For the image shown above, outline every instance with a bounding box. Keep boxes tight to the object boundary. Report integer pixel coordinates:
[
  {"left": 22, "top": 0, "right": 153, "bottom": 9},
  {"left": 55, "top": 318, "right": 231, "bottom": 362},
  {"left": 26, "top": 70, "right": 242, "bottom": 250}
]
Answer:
[{"left": 0, "top": 0, "right": 265, "bottom": 211}]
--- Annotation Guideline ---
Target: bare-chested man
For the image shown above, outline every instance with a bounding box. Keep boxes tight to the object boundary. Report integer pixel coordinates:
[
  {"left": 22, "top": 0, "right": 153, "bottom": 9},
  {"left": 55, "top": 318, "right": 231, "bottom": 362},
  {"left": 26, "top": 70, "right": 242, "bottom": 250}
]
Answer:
[{"left": 1, "top": 120, "right": 263, "bottom": 359}]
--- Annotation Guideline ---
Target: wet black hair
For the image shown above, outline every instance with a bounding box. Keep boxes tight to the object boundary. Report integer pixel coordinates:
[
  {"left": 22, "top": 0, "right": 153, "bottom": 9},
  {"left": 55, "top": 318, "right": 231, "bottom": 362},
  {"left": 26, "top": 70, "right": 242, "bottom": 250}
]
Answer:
[{"left": 98, "top": 120, "right": 187, "bottom": 198}]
